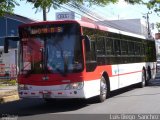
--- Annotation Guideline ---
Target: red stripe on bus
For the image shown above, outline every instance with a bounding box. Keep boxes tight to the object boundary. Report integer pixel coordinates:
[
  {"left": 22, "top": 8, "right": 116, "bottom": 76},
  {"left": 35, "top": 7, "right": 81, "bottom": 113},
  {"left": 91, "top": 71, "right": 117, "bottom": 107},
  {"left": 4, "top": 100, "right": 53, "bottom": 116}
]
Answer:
[
  {"left": 112, "top": 68, "right": 156, "bottom": 77},
  {"left": 18, "top": 66, "right": 156, "bottom": 86},
  {"left": 112, "top": 70, "right": 142, "bottom": 77}
]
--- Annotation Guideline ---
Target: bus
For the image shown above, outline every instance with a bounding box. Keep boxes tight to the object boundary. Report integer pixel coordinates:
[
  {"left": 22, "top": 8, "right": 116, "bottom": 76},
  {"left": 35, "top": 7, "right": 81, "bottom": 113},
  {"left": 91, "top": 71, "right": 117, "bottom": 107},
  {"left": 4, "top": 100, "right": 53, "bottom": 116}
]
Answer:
[{"left": 4, "top": 20, "right": 157, "bottom": 102}]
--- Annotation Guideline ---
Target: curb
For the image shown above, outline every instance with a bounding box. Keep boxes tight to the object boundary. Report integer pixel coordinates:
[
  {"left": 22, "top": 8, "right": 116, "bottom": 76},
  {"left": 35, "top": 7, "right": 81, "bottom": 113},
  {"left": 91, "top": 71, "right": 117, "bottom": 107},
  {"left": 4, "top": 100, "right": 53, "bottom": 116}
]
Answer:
[{"left": 0, "top": 94, "right": 19, "bottom": 103}]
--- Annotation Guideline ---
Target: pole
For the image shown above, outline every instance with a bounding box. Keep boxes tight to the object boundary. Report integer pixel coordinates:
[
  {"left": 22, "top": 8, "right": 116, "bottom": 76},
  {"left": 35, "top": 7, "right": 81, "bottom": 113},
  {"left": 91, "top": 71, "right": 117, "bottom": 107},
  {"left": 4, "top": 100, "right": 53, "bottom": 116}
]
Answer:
[
  {"left": 146, "top": 12, "right": 151, "bottom": 38},
  {"left": 43, "top": 7, "right": 47, "bottom": 21}
]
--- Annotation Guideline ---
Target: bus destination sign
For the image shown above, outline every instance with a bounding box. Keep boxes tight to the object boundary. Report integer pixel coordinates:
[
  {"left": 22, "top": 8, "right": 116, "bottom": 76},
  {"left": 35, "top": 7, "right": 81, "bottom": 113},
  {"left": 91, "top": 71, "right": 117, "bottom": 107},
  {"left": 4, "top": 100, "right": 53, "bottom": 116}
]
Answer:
[{"left": 30, "top": 27, "right": 63, "bottom": 35}]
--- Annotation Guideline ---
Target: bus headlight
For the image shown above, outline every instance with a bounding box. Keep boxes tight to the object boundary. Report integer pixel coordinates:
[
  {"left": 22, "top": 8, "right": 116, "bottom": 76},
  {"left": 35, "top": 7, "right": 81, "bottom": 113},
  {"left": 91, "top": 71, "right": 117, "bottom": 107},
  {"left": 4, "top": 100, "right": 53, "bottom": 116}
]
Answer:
[
  {"left": 65, "top": 82, "right": 83, "bottom": 90},
  {"left": 18, "top": 84, "right": 29, "bottom": 90}
]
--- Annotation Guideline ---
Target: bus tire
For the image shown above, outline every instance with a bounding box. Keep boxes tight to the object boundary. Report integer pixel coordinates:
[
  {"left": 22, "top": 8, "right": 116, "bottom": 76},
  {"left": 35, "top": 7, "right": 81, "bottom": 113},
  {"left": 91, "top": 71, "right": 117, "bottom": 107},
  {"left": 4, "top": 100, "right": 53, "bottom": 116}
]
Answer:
[
  {"left": 145, "top": 66, "right": 151, "bottom": 86},
  {"left": 140, "top": 69, "right": 146, "bottom": 88},
  {"left": 96, "top": 76, "right": 108, "bottom": 102},
  {"left": 147, "top": 66, "right": 152, "bottom": 80}
]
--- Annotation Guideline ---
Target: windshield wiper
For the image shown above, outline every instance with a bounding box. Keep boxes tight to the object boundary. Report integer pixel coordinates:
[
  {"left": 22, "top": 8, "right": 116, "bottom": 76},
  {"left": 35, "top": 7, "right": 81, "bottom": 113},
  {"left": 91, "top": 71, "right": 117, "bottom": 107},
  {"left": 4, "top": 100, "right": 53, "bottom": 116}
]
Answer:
[{"left": 40, "top": 48, "right": 45, "bottom": 72}]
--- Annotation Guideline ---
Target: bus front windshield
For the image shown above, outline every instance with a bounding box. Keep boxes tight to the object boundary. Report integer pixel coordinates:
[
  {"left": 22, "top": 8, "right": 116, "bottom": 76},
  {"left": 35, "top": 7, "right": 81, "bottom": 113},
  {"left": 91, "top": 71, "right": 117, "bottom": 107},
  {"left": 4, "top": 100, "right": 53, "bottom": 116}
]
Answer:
[{"left": 20, "top": 23, "right": 83, "bottom": 75}]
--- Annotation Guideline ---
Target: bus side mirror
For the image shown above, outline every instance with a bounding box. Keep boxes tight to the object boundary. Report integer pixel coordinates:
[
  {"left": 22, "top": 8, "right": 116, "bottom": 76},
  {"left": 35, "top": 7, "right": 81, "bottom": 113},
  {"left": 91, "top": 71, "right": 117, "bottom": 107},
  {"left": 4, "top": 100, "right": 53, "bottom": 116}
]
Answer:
[
  {"left": 82, "top": 35, "right": 91, "bottom": 52},
  {"left": 4, "top": 36, "right": 19, "bottom": 53}
]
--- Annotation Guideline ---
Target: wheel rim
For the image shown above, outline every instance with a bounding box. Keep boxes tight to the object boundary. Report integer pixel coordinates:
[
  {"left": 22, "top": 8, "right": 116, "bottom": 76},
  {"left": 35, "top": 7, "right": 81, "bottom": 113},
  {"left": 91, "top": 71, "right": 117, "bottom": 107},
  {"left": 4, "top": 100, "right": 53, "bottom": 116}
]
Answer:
[{"left": 100, "top": 77, "right": 107, "bottom": 99}]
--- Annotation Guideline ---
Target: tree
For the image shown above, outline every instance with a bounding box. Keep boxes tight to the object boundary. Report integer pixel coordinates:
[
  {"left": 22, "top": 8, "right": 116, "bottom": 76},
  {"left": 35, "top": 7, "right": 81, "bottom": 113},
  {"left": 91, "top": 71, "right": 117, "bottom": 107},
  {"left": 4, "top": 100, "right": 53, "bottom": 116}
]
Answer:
[
  {"left": 0, "top": 0, "right": 141, "bottom": 18},
  {"left": 26, "top": 0, "right": 146, "bottom": 9},
  {"left": 25, "top": 0, "right": 145, "bottom": 20},
  {"left": 25, "top": 0, "right": 119, "bottom": 20},
  {"left": 26, "top": 0, "right": 119, "bottom": 10},
  {"left": 157, "top": 23, "right": 160, "bottom": 32},
  {"left": 0, "top": 0, "right": 19, "bottom": 16},
  {"left": 147, "top": 0, "right": 160, "bottom": 14},
  {"left": 146, "top": 0, "right": 160, "bottom": 32}
]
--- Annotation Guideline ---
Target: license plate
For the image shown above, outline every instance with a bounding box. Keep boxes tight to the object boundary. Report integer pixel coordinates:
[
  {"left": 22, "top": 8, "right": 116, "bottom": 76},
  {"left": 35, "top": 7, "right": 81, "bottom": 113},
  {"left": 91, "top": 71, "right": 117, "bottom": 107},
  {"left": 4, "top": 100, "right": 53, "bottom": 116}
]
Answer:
[{"left": 43, "top": 93, "right": 51, "bottom": 98}]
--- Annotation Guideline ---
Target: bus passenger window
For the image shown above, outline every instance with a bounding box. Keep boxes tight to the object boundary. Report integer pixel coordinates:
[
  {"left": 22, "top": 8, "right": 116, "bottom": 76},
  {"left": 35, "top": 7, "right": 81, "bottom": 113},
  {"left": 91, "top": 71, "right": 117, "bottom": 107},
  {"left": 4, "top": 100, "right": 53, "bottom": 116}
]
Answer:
[
  {"left": 114, "top": 39, "right": 121, "bottom": 55},
  {"left": 86, "top": 40, "right": 96, "bottom": 62},
  {"left": 96, "top": 37, "right": 105, "bottom": 55},
  {"left": 106, "top": 38, "right": 113, "bottom": 55}
]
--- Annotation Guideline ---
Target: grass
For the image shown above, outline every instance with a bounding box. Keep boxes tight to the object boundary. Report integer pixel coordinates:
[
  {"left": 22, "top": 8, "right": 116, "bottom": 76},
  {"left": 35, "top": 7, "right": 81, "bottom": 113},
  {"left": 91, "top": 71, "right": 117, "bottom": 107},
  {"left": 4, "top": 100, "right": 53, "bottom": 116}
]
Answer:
[{"left": 0, "top": 79, "right": 17, "bottom": 86}]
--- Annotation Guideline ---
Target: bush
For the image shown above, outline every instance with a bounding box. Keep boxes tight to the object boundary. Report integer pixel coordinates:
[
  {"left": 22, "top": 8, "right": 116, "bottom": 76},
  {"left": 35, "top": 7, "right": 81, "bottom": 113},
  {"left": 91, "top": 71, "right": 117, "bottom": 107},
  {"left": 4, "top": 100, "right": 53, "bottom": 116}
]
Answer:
[{"left": 0, "top": 79, "right": 17, "bottom": 86}]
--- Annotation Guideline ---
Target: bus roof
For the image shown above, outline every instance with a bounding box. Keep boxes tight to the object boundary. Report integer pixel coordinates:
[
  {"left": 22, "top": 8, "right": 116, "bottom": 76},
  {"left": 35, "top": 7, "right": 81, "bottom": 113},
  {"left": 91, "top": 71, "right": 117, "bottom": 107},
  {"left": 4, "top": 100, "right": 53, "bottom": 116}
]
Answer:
[{"left": 19, "top": 20, "right": 148, "bottom": 40}]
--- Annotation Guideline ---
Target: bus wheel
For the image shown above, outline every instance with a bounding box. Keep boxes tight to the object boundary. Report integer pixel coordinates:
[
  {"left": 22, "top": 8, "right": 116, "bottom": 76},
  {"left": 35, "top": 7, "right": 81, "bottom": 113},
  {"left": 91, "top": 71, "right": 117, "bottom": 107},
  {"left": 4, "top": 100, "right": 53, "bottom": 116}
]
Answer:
[
  {"left": 97, "top": 76, "right": 107, "bottom": 102},
  {"left": 147, "top": 66, "right": 151, "bottom": 81},
  {"left": 140, "top": 70, "right": 146, "bottom": 88}
]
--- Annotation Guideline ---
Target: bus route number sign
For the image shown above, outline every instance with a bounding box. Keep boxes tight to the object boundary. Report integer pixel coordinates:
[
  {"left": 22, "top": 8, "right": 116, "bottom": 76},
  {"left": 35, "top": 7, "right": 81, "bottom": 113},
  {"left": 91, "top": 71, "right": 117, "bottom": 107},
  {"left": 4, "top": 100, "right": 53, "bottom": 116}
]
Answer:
[{"left": 56, "top": 12, "right": 75, "bottom": 20}]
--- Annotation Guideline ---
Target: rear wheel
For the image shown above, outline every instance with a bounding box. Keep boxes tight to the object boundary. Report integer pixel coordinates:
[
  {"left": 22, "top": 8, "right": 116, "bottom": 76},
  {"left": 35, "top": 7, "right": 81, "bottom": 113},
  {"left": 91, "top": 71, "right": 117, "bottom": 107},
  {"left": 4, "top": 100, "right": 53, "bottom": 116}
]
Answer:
[
  {"left": 140, "top": 70, "right": 146, "bottom": 88},
  {"left": 145, "top": 67, "right": 151, "bottom": 86}
]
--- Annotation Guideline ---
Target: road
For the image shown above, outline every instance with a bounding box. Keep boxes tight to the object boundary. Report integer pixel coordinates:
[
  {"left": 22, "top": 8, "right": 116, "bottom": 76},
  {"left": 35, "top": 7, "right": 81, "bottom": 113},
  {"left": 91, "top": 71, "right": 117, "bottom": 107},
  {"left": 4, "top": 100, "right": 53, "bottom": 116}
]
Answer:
[{"left": 1, "top": 75, "right": 160, "bottom": 120}]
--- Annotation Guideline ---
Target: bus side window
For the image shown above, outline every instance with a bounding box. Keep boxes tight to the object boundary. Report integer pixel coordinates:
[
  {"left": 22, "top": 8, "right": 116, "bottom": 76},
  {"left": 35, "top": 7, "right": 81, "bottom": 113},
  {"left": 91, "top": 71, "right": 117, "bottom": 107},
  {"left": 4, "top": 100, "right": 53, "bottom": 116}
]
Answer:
[
  {"left": 85, "top": 40, "right": 96, "bottom": 62},
  {"left": 106, "top": 38, "right": 114, "bottom": 55},
  {"left": 128, "top": 41, "right": 135, "bottom": 55},
  {"left": 135, "top": 42, "right": 140, "bottom": 55},
  {"left": 96, "top": 37, "right": 105, "bottom": 55},
  {"left": 121, "top": 40, "right": 128, "bottom": 55},
  {"left": 114, "top": 39, "right": 121, "bottom": 55},
  {"left": 85, "top": 40, "right": 97, "bottom": 72}
]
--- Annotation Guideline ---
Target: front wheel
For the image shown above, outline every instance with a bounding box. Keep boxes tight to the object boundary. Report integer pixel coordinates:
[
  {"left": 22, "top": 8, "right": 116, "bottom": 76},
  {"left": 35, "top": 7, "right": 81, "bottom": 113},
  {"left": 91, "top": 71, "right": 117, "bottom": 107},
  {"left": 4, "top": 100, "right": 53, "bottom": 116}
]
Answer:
[{"left": 96, "top": 76, "right": 109, "bottom": 102}]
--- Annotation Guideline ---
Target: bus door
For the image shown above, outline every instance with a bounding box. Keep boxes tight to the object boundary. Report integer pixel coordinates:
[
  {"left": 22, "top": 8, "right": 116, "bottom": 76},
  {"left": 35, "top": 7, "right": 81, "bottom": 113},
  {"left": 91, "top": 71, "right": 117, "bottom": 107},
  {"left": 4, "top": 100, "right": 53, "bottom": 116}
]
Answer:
[
  {"left": 110, "top": 64, "right": 120, "bottom": 90},
  {"left": 113, "top": 39, "right": 121, "bottom": 89}
]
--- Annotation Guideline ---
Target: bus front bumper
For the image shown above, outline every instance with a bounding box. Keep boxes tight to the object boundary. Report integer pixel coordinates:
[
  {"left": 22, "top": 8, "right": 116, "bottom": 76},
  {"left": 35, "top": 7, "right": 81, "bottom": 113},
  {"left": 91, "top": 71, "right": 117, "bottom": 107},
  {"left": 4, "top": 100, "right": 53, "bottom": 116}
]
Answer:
[{"left": 18, "top": 89, "right": 86, "bottom": 99}]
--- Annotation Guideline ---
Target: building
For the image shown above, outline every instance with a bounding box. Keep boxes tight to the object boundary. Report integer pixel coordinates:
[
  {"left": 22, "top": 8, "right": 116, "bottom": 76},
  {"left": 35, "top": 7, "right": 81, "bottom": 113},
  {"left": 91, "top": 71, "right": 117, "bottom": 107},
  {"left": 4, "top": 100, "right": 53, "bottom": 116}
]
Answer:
[
  {"left": 155, "top": 33, "right": 160, "bottom": 59},
  {"left": 0, "top": 14, "right": 34, "bottom": 47},
  {"left": 0, "top": 14, "right": 34, "bottom": 79}
]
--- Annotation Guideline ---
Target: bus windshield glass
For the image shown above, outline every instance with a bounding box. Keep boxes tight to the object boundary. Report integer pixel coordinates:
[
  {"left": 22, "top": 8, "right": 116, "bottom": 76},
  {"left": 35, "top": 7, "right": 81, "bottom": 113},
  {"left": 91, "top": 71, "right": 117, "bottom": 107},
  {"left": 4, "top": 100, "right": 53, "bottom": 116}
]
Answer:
[{"left": 19, "top": 23, "right": 83, "bottom": 74}]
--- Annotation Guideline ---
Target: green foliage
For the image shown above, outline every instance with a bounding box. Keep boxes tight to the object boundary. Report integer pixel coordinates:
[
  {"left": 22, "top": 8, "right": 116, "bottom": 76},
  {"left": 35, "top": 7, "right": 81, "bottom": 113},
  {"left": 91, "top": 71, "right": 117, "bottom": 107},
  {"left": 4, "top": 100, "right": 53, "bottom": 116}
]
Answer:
[
  {"left": 156, "top": 22, "right": 160, "bottom": 32},
  {"left": 0, "top": 0, "right": 158, "bottom": 17},
  {"left": 124, "top": 0, "right": 142, "bottom": 4},
  {"left": 145, "top": 1, "right": 160, "bottom": 31},
  {"left": 0, "top": 0, "right": 19, "bottom": 16},
  {"left": 25, "top": 0, "right": 118, "bottom": 10},
  {"left": 147, "top": 0, "right": 160, "bottom": 13}
]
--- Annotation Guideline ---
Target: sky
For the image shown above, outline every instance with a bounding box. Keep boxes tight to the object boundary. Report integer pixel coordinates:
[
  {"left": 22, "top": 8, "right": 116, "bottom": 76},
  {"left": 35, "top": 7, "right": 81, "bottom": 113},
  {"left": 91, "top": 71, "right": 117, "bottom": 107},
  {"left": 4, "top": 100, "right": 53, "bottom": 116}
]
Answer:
[{"left": 14, "top": 0, "right": 160, "bottom": 32}]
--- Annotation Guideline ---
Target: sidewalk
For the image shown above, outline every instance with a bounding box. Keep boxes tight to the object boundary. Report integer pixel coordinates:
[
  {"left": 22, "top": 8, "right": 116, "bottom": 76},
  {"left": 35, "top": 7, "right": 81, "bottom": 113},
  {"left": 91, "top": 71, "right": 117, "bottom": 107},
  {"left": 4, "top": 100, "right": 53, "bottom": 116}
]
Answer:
[{"left": 0, "top": 86, "right": 19, "bottom": 103}]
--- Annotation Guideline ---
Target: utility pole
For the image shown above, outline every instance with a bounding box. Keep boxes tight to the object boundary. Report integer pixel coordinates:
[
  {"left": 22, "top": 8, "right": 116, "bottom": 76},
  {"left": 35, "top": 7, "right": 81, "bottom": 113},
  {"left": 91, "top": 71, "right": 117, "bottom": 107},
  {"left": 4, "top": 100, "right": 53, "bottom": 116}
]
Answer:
[
  {"left": 143, "top": 12, "right": 152, "bottom": 38},
  {"left": 146, "top": 12, "right": 151, "bottom": 38}
]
